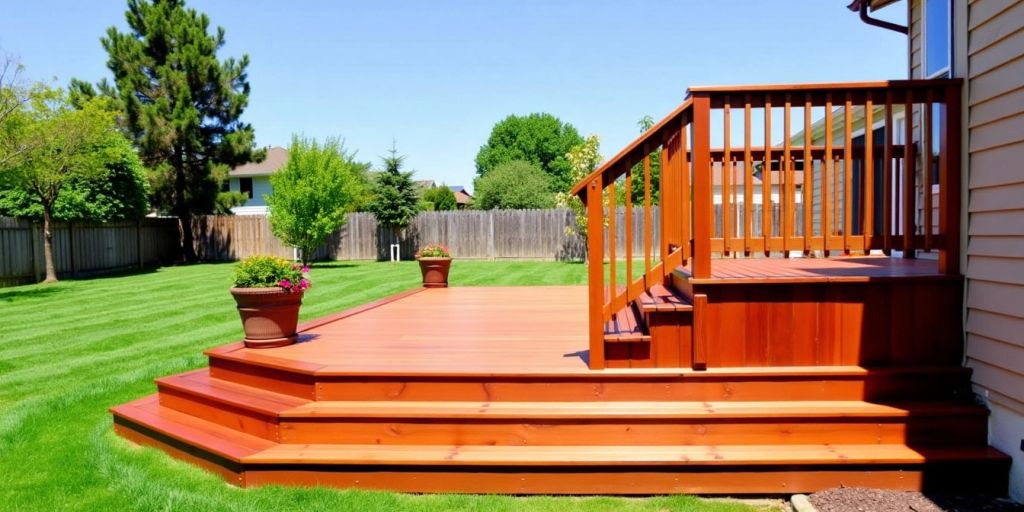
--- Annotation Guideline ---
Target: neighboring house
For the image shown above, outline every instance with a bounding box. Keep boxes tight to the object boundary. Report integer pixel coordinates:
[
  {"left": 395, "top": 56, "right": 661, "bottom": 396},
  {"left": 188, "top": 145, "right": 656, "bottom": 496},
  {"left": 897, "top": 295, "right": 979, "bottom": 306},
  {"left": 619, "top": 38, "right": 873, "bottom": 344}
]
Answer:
[
  {"left": 857, "top": 0, "right": 1024, "bottom": 499},
  {"left": 448, "top": 185, "right": 473, "bottom": 209},
  {"left": 227, "top": 146, "right": 288, "bottom": 215}
]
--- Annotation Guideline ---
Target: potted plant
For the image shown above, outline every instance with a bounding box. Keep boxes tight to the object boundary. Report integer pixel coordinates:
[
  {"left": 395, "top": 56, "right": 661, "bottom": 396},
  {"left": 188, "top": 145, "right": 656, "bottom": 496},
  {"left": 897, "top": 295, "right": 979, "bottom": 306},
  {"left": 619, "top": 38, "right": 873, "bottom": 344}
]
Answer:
[
  {"left": 230, "top": 256, "right": 311, "bottom": 349},
  {"left": 415, "top": 244, "right": 452, "bottom": 288}
]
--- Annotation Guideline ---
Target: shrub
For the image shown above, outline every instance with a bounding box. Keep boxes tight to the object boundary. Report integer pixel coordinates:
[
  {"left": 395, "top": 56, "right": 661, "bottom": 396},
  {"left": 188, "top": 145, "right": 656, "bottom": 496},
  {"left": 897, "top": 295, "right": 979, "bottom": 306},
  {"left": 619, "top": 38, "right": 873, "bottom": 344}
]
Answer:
[
  {"left": 232, "top": 256, "right": 311, "bottom": 293},
  {"left": 473, "top": 160, "right": 554, "bottom": 210}
]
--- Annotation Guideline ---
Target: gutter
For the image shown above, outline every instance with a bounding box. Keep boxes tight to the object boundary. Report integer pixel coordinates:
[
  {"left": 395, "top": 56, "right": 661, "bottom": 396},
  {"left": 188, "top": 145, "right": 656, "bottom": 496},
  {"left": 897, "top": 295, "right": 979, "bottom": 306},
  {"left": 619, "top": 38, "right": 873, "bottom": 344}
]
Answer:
[{"left": 847, "top": 0, "right": 908, "bottom": 34}]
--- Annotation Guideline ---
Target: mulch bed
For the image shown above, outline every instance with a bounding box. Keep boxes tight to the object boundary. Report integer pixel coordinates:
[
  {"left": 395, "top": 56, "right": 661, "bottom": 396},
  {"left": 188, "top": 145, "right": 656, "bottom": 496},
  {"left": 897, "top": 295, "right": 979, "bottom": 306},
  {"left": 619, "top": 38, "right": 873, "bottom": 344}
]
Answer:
[{"left": 808, "top": 488, "right": 1024, "bottom": 512}]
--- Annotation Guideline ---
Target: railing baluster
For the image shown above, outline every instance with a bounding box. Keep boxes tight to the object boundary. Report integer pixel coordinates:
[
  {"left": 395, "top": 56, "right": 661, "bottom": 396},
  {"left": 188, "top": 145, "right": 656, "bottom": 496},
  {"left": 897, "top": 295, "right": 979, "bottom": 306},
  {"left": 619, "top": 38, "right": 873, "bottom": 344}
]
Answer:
[
  {"left": 643, "top": 147, "right": 652, "bottom": 281},
  {"left": 679, "top": 118, "right": 691, "bottom": 266},
  {"left": 783, "top": 94, "right": 793, "bottom": 256},
  {"left": 903, "top": 89, "right": 916, "bottom": 258},
  {"left": 625, "top": 166, "right": 633, "bottom": 300},
  {"left": 723, "top": 96, "right": 732, "bottom": 255},
  {"left": 586, "top": 177, "right": 605, "bottom": 369},
  {"left": 864, "top": 93, "right": 875, "bottom": 251},
  {"left": 608, "top": 178, "right": 617, "bottom": 307},
  {"left": 763, "top": 95, "right": 772, "bottom": 256},
  {"left": 844, "top": 93, "right": 853, "bottom": 253},
  {"left": 884, "top": 90, "right": 894, "bottom": 254},
  {"left": 924, "top": 88, "right": 933, "bottom": 252},
  {"left": 744, "top": 95, "right": 753, "bottom": 255},
  {"left": 823, "top": 93, "right": 833, "bottom": 255},
  {"left": 804, "top": 94, "right": 813, "bottom": 253}
]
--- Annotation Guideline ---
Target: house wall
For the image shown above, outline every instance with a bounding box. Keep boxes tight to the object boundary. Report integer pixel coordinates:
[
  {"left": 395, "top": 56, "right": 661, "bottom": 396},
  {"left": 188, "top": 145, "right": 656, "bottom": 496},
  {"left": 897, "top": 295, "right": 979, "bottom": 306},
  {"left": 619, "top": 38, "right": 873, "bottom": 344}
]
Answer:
[
  {"left": 228, "top": 177, "right": 273, "bottom": 207},
  {"left": 907, "top": 0, "right": 1024, "bottom": 500}
]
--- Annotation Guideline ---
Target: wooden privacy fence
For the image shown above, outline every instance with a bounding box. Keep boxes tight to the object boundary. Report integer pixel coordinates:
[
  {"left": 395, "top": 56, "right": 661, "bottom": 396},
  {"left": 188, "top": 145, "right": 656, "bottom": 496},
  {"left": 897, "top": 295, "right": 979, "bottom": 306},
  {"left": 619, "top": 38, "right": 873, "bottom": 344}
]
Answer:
[
  {"left": 0, "top": 217, "right": 180, "bottom": 287},
  {"left": 192, "top": 210, "right": 593, "bottom": 262}
]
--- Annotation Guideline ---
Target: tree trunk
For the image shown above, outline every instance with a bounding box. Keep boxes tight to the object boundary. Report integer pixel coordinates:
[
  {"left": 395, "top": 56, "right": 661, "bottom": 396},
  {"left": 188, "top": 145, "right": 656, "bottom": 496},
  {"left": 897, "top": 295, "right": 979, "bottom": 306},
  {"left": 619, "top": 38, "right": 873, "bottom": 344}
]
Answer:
[
  {"left": 41, "top": 204, "right": 58, "bottom": 283},
  {"left": 179, "top": 211, "right": 198, "bottom": 262}
]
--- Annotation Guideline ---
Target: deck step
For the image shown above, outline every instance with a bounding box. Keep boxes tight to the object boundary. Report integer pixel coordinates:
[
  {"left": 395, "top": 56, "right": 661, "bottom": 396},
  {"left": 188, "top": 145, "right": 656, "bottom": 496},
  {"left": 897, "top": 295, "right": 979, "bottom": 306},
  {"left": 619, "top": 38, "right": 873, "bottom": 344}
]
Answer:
[
  {"left": 157, "top": 369, "right": 310, "bottom": 416},
  {"left": 637, "top": 284, "right": 692, "bottom": 313},
  {"left": 604, "top": 304, "right": 648, "bottom": 343},
  {"left": 243, "top": 442, "right": 1008, "bottom": 466},
  {"left": 273, "top": 399, "right": 988, "bottom": 445},
  {"left": 279, "top": 399, "right": 986, "bottom": 419},
  {"left": 111, "top": 395, "right": 275, "bottom": 462}
]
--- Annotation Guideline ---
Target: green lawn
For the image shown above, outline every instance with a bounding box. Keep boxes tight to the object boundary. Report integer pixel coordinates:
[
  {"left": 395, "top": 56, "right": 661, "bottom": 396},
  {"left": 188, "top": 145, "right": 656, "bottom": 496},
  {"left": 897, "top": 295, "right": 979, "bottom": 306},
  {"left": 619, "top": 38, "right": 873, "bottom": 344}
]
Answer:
[{"left": 0, "top": 260, "right": 766, "bottom": 512}]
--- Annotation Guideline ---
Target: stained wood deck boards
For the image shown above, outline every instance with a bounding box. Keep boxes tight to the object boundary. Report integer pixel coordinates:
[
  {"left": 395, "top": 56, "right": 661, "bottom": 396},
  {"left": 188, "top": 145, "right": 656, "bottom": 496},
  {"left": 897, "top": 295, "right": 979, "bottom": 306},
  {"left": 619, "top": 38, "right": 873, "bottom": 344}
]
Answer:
[
  {"left": 680, "top": 256, "right": 947, "bottom": 284},
  {"left": 225, "top": 286, "right": 593, "bottom": 375}
]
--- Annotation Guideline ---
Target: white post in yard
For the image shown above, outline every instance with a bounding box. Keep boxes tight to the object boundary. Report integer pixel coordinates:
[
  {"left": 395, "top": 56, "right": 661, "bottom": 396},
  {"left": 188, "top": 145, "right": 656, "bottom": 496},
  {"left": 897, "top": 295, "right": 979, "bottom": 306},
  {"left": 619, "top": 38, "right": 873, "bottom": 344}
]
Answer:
[{"left": 390, "top": 243, "right": 400, "bottom": 262}]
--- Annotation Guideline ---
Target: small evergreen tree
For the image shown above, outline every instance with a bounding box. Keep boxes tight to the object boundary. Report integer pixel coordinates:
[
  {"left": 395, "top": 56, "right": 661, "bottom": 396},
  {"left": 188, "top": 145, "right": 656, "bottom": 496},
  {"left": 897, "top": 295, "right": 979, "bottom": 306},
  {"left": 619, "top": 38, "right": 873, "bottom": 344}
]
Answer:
[
  {"left": 422, "top": 184, "right": 457, "bottom": 211},
  {"left": 266, "top": 136, "right": 369, "bottom": 265},
  {"left": 368, "top": 143, "right": 420, "bottom": 234}
]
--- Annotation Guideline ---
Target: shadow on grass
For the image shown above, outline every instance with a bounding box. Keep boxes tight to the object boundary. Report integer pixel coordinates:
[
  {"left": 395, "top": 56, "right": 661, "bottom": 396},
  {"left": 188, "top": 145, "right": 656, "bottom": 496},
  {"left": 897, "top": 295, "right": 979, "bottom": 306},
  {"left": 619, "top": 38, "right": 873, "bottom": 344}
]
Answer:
[
  {"left": 308, "top": 261, "right": 359, "bottom": 269},
  {"left": 0, "top": 285, "right": 69, "bottom": 302}
]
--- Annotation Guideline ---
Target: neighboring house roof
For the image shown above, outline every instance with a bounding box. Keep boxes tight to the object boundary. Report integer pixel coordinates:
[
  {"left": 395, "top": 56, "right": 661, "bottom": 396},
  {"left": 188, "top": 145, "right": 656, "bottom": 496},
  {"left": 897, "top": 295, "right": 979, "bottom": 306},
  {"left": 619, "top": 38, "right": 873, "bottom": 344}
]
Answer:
[
  {"left": 414, "top": 180, "right": 436, "bottom": 191},
  {"left": 230, "top": 147, "right": 288, "bottom": 178},
  {"left": 449, "top": 185, "right": 473, "bottom": 206}
]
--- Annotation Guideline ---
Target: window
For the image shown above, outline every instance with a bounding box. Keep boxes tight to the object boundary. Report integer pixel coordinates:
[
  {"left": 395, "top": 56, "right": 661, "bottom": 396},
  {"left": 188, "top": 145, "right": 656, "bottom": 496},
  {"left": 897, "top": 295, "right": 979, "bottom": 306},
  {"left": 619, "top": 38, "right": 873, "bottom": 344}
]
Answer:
[
  {"left": 924, "top": 0, "right": 951, "bottom": 78},
  {"left": 239, "top": 177, "right": 253, "bottom": 199}
]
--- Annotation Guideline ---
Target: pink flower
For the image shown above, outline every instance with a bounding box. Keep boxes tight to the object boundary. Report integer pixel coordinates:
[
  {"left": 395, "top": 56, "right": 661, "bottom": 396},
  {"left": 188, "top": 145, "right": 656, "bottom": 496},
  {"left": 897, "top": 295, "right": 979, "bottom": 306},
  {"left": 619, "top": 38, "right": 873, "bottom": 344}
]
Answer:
[
  {"left": 300, "top": 278, "right": 310, "bottom": 289},
  {"left": 301, "top": 266, "right": 310, "bottom": 273},
  {"left": 278, "top": 279, "right": 292, "bottom": 289}
]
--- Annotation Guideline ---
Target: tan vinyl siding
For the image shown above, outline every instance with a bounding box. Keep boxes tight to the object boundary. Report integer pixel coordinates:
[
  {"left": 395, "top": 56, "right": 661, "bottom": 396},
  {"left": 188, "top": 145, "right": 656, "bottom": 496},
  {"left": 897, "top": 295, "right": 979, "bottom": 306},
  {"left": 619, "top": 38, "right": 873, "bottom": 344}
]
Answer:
[
  {"left": 910, "top": 1, "right": 923, "bottom": 78},
  {"left": 962, "top": 0, "right": 1024, "bottom": 418}
]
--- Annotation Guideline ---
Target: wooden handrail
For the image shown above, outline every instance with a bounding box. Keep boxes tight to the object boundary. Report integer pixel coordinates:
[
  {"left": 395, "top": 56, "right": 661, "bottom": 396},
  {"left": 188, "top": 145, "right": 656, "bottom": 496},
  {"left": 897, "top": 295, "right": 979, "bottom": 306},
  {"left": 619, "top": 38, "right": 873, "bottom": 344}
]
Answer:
[{"left": 578, "top": 79, "right": 963, "bottom": 370}]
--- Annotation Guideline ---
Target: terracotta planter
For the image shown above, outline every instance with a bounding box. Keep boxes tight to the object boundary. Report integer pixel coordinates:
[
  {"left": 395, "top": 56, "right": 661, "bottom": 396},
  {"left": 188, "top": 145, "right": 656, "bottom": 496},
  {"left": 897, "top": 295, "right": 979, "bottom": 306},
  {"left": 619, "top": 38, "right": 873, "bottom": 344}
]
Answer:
[
  {"left": 417, "top": 257, "right": 452, "bottom": 288},
  {"left": 230, "top": 287, "right": 303, "bottom": 348}
]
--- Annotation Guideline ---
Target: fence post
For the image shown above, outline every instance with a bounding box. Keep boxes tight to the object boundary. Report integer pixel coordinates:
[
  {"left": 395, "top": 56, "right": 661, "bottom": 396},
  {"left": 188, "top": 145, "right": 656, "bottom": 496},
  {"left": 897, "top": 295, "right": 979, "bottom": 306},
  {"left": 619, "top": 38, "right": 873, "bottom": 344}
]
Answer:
[
  {"left": 488, "top": 210, "right": 495, "bottom": 260},
  {"left": 137, "top": 218, "right": 144, "bottom": 269},
  {"left": 68, "top": 221, "right": 77, "bottom": 278}
]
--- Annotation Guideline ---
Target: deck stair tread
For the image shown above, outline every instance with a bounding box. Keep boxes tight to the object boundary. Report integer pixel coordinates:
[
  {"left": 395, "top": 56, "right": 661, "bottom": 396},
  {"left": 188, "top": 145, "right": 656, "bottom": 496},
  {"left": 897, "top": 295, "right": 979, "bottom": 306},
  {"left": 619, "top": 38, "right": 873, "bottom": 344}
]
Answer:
[
  {"left": 111, "top": 395, "right": 275, "bottom": 461},
  {"left": 603, "top": 304, "right": 648, "bottom": 343},
  {"left": 638, "top": 284, "right": 693, "bottom": 312},
  {"left": 279, "top": 400, "right": 988, "bottom": 419},
  {"left": 157, "top": 369, "right": 310, "bottom": 416},
  {"left": 242, "top": 442, "right": 1010, "bottom": 466}
]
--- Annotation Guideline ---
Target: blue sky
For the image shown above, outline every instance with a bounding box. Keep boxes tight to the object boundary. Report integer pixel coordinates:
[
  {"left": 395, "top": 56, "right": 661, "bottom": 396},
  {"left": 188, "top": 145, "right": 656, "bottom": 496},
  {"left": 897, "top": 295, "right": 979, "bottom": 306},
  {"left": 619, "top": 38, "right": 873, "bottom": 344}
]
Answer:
[{"left": 2, "top": 1, "right": 907, "bottom": 190}]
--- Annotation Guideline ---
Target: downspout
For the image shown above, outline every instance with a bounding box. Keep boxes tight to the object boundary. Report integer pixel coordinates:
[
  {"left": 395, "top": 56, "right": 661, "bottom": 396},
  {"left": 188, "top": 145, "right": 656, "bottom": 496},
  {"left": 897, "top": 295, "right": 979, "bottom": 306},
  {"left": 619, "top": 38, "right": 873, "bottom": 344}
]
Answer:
[{"left": 847, "top": 0, "right": 908, "bottom": 34}]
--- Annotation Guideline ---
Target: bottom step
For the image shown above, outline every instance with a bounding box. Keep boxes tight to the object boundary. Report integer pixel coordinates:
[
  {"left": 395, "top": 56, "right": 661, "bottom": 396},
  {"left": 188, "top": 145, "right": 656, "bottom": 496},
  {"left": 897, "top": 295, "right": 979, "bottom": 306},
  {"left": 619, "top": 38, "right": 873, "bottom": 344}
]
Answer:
[{"left": 112, "top": 394, "right": 1012, "bottom": 495}]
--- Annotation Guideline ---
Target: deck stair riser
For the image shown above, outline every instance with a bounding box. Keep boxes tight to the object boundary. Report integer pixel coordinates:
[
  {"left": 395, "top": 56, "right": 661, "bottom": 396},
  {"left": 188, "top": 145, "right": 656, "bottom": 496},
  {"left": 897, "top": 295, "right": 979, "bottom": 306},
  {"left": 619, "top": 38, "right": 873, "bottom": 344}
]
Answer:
[{"left": 111, "top": 395, "right": 1011, "bottom": 495}]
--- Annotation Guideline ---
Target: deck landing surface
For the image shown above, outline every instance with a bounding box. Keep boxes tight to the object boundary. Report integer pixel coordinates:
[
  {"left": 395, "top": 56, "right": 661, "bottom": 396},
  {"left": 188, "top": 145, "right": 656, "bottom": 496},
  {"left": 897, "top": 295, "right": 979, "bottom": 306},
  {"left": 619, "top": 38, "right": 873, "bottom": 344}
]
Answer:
[{"left": 240, "top": 286, "right": 591, "bottom": 375}]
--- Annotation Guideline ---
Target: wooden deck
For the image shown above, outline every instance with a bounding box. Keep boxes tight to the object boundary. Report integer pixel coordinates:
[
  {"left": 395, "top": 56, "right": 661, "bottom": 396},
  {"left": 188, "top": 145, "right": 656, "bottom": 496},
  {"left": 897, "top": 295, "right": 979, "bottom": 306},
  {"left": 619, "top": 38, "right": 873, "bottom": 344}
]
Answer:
[
  {"left": 110, "top": 257, "right": 1010, "bottom": 495},
  {"left": 255, "top": 286, "right": 591, "bottom": 375}
]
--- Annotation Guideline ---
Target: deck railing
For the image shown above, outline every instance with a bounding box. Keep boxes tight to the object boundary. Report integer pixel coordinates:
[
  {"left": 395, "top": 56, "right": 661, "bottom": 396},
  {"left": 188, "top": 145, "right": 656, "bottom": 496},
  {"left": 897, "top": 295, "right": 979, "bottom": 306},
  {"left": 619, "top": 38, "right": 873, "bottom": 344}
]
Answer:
[{"left": 571, "top": 79, "right": 963, "bottom": 369}]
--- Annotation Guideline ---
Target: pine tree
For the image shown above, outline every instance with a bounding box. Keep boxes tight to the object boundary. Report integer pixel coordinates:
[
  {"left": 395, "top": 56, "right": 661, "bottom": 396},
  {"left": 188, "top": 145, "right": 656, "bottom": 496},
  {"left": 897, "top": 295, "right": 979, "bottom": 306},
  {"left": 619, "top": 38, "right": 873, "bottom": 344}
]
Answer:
[
  {"left": 368, "top": 143, "right": 420, "bottom": 235},
  {"left": 100, "top": 0, "right": 261, "bottom": 261}
]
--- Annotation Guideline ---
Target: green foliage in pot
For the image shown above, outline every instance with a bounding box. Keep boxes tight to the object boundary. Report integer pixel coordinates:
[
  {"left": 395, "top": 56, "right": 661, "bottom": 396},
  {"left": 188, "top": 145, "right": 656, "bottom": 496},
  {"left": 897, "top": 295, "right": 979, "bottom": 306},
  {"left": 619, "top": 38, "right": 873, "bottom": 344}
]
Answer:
[{"left": 232, "top": 256, "right": 310, "bottom": 292}]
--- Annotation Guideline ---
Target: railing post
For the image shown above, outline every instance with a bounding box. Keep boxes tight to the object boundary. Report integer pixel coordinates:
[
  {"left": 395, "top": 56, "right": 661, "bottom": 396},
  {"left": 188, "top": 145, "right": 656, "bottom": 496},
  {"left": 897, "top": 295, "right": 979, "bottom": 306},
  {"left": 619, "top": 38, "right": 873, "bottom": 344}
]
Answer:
[
  {"left": 586, "top": 176, "right": 606, "bottom": 369},
  {"left": 939, "top": 82, "right": 962, "bottom": 275},
  {"left": 691, "top": 93, "right": 713, "bottom": 278}
]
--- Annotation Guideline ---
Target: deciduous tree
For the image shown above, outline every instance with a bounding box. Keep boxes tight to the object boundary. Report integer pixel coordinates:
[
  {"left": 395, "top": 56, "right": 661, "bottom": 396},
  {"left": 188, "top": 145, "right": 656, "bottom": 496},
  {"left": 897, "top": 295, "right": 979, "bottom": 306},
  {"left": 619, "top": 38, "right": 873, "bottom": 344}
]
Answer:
[
  {"left": 0, "top": 90, "right": 117, "bottom": 282},
  {"left": 475, "top": 113, "right": 583, "bottom": 192},
  {"left": 422, "top": 184, "right": 457, "bottom": 211},
  {"left": 266, "top": 136, "right": 369, "bottom": 265},
  {"left": 474, "top": 160, "right": 554, "bottom": 210}
]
